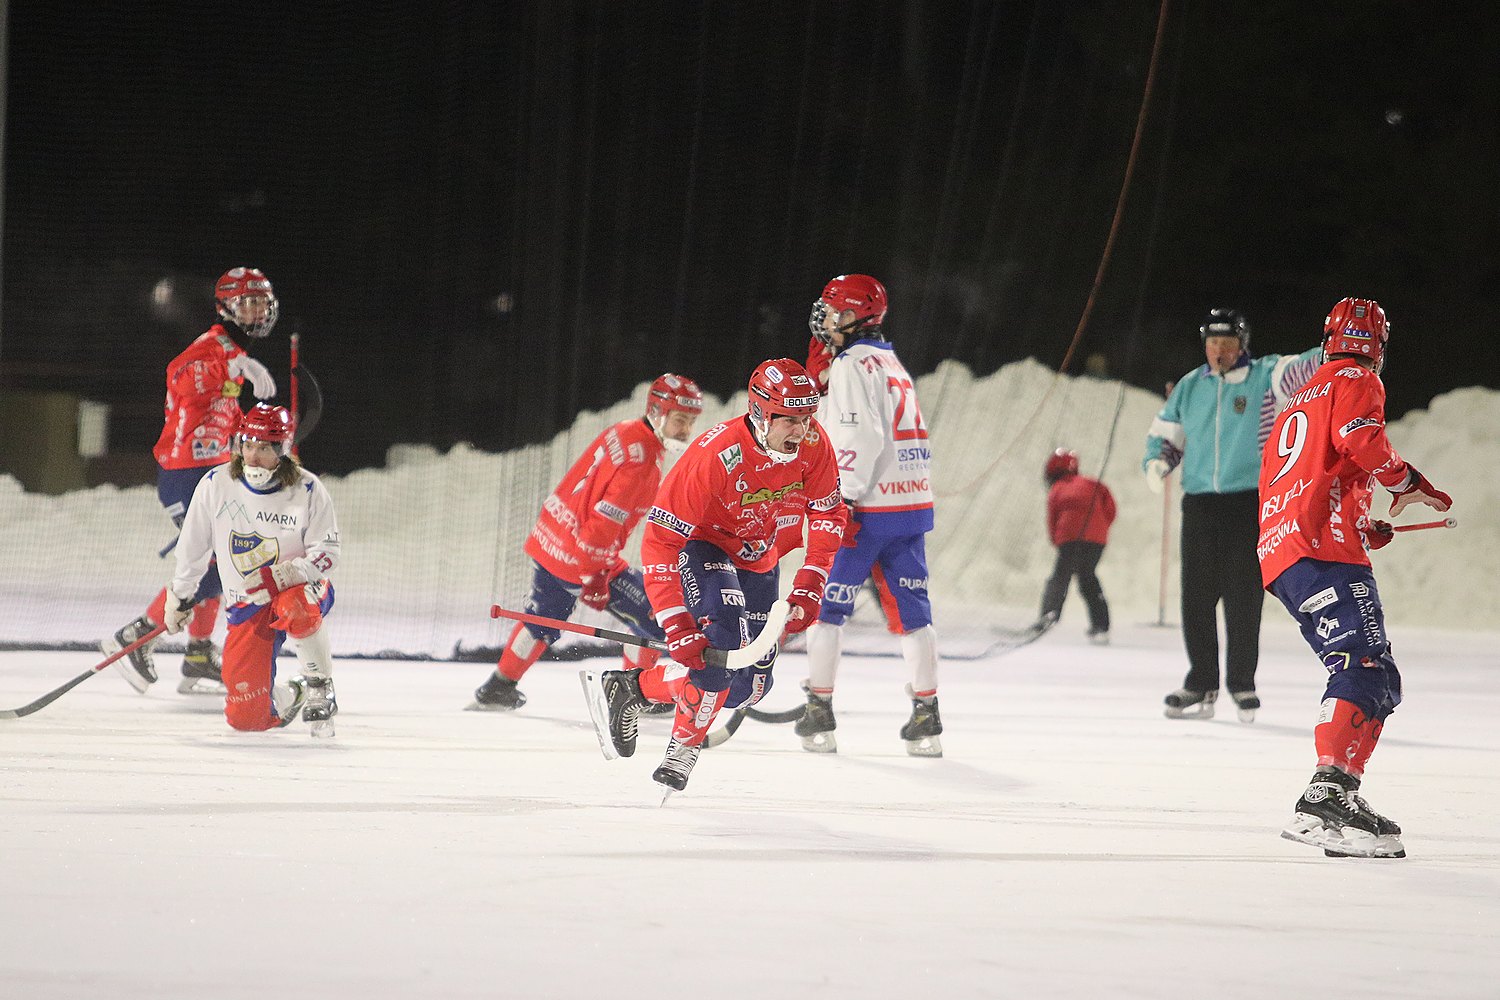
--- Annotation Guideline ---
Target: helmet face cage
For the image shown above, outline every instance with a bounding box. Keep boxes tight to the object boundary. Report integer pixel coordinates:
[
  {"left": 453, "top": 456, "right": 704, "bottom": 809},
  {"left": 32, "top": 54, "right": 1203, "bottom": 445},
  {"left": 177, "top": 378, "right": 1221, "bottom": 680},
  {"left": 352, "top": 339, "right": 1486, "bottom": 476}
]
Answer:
[
  {"left": 1198, "top": 308, "right": 1250, "bottom": 352},
  {"left": 216, "top": 267, "right": 279, "bottom": 339},
  {"left": 809, "top": 274, "right": 888, "bottom": 349},
  {"left": 1323, "top": 298, "right": 1388, "bottom": 373}
]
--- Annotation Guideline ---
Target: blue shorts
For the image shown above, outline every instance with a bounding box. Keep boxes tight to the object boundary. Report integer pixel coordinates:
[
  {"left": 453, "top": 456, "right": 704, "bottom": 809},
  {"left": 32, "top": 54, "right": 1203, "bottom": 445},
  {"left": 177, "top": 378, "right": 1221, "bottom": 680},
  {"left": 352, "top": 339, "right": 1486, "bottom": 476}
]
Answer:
[
  {"left": 674, "top": 539, "right": 779, "bottom": 704},
  {"left": 518, "top": 562, "right": 662, "bottom": 646},
  {"left": 1269, "top": 558, "right": 1402, "bottom": 722},
  {"left": 159, "top": 464, "right": 224, "bottom": 603},
  {"left": 818, "top": 530, "right": 932, "bottom": 631}
]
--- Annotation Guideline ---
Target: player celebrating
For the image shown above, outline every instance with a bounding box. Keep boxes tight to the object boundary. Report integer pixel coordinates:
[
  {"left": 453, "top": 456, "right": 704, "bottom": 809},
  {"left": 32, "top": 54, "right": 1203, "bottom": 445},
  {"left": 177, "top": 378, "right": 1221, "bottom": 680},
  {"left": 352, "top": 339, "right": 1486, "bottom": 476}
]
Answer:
[
  {"left": 163, "top": 403, "right": 342, "bottom": 735},
  {"left": 470, "top": 374, "right": 704, "bottom": 710},
  {"left": 794, "top": 274, "right": 944, "bottom": 757},
  {"left": 586, "top": 358, "right": 848, "bottom": 793},
  {"left": 102, "top": 267, "right": 281, "bottom": 695},
  {"left": 1258, "top": 298, "right": 1452, "bottom": 858}
]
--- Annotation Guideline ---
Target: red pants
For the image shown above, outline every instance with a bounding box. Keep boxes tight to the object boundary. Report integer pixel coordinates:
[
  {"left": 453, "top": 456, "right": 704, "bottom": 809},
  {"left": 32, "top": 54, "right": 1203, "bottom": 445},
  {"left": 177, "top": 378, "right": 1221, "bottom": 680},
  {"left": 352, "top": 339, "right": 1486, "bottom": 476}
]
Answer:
[{"left": 222, "top": 585, "right": 327, "bottom": 732}]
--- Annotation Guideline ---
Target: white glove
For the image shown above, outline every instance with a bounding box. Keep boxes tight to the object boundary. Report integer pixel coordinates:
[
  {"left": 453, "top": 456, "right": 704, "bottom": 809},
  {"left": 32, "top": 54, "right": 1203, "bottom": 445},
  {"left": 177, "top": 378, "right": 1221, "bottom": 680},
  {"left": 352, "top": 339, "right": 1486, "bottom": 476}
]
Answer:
[
  {"left": 163, "top": 591, "right": 192, "bottom": 635},
  {"left": 1144, "top": 458, "right": 1170, "bottom": 495},
  {"left": 227, "top": 354, "right": 277, "bottom": 400},
  {"left": 245, "top": 561, "right": 309, "bottom": 605}
]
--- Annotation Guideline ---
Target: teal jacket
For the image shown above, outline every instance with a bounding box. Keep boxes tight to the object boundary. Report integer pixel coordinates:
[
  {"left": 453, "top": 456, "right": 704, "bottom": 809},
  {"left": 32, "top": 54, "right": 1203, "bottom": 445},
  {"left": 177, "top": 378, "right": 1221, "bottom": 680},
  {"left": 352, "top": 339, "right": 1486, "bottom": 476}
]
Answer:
[{"left": 1143, "top": 346, "right": 1323, "bottom": 495}]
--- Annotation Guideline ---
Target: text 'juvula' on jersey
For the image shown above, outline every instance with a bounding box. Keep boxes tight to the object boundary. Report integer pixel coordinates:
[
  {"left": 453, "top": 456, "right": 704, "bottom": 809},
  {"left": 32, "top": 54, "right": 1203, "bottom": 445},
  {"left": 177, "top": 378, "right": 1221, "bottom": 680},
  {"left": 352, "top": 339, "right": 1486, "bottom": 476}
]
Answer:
[
  {"left": 1256, "top": 360, "right": 1411, "bottom": 588},
  {"left": 640, "top": 415, "right": 848, "bottom": 619},
  {"left": 170, "top": 466, "right": 341, "bottom": 607},
  {"left": 525, "top": 418, "right": 666, "bottom": 584},
  {"left": 819, "top": 340, "right": 934, "bottom": 534},
  {"left": 154, "top": 326, "right": 253, "bottom": 470}
]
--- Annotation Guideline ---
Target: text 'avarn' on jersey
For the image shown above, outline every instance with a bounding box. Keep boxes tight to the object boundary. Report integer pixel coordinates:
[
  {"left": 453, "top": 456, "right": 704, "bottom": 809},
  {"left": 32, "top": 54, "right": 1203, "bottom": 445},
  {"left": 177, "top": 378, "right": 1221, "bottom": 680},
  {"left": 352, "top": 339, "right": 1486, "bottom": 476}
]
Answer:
[
  {"left": 170, "top": 465, "right": 342, "bottom": 608},
  {"left": 819, "top": 340, "right": 935, "bottom": 534},
  {"left": 525, "top": 418, "right": 666, "bottom": 584},
  {"left": 153, "top": 324, "right": 255, "bottom": 470},
  {"left": 1256, "top": 360, "right": 1412, "bottom": 588},
  {"left": 641, "top": 415, "right": 848, "bottom": 621}
]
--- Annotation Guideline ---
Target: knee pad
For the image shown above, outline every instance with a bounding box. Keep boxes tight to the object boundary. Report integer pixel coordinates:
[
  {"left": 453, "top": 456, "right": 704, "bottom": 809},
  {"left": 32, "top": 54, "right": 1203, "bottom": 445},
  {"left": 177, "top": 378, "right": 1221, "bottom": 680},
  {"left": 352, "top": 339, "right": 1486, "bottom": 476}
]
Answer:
[
  {"left": 1323, "top": 648, "right": 1401, "bottom": 721},
  {"left": 271, "top": 586, "right": 324, "bottom": 640}
]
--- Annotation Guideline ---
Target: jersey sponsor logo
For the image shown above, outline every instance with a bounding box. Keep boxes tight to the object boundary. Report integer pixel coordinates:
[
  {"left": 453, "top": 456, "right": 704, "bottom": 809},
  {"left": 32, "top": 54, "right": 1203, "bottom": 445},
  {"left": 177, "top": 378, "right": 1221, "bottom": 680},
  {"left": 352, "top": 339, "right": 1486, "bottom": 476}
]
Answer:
[
  {"left": 697, "top": 422, "right": 730, "bottom": 447},
  {"left": 255, "top": 510, "right": 297, "bottom": 526},
  {"left": 1261, "top": 478, "right": 1310, "bottom": 522},
  {"left": 1298, "top": 587, "right": 1338, "bottom": 614},
  {"left": 896, "top": 446, "right": 931, "bottom": 464},
  {"left": 1338, "top": 417, "right": 1380, "bottom": 438},
  {"left": 1286, "top": 381, "right": 1333, "bottom": 409},
  {"left": 838, "top": 410, "right": 859, "bottom": 426},
  {"left": 191, "top": 439, "right": 228, "bottom": 460},
  {"left": 1316, "top": 615, "right": 1340, "bottom": 639},
  {"left": 808, "top": 489, "right": 842, "bottom": 512},
  {"left": 735, "top": 539, "right": 770, "bottom": 562},
  {"left": 594, "top": 499, "right": 630, "bottom": 524},
  {"left": 720, "top": 588, "right": 745, "bottom": 607},
  {"left": 1256, "top": 517, "right": 1301, "bottom": 560},
  {"left": 775, "top": 513, "right": 802, "bottom": 530},
  {"left": 808, "top": 518, "right": 842, "bottom": 536},
  {"left": 229, "top": 531, "right": 279, "bottom": 576},
  {"left": 741, "top": 481, "right": 804, "bottom": 506},
  {"left": 877, "top": 478, "right": 929, "bottom": 495},
  {"left": 648, "top": 506, "right": 695, "bottom": 537},
  {"left": 719, "top": 443, "right": 743, "bottom": 474},
  {"left": 824, "top": 582, "right": 859, "bottom": 606},
  {"left": 702, "top": 560, "right": 732, "bottom": 572},
  {"left": 1335, "top": 366, "right": 1363, "bottom": 379},
  {"left": 898, "top": 576, "right": 928, "bottom": 590}
]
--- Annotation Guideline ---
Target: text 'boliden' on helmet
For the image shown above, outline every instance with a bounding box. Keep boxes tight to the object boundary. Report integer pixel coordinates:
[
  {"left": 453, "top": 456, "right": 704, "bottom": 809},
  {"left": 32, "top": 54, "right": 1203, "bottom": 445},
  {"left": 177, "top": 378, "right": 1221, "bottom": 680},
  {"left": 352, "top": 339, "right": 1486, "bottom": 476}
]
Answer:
[
  {"left": 809, "top": 274, "right": 889, "bottom": 350},
  {"left": 216, "top": 267, "right": 279, "bottom": 339},
  {"left": 1045, "top": 449, "right": 1079, "bottom": 484},
  {"left": 646, "top": 373, "right": 704, "bottom": 424},
  {"left": 1323, "top": 297, "right": 1389, "bottom": 372},
  {"left": 1198, "top": 308, "right": 1250, "bottom": 351},
  {"left": 746, "top": 358, "right": 819, "bottom": 464}
]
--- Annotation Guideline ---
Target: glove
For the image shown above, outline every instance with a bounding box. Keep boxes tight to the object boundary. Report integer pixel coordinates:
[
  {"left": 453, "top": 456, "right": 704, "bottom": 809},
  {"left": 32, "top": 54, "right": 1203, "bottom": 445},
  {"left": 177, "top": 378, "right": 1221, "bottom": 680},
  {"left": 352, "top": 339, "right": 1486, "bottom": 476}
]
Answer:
[
  {"left": 804, "top": 335, "right": 833, "bottom": 392},
  {"left": 1144, "top": 458, "right": 1170, "bottom": 495},
  {"left": 163, "top": 591, "right": 193, "bottom": 635},
  {"left": 1389, "top": 466, "right": 1452, "bottom": 517},
  {"left": 245, "top": 561, "right": 309, "bottom": 605},
  {"left": 227, "top": 353, "right": 277, "bottom": 400},
  {"left": 785, "top": 566, "right": 826, "bottom": 635},
  {"left": 1365, "top": 519, "right": 1395, "bottom": 551},
  {"left": 661, "top": 611, "right": 709, "bottom": 672},
  {"left": 579, "top": 558, "right": 625, "bottom": 612},
  {"left": 841, "top": 510, "right": 862, "bottom": 549}
]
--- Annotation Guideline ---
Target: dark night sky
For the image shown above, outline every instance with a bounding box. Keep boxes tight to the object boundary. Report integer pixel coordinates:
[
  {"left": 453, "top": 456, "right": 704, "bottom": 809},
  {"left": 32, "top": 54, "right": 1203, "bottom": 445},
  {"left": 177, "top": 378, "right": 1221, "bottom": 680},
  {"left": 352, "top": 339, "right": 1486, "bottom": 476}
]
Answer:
[{"left": 4, "top": 1, "right": 1498, "bottom": 475}]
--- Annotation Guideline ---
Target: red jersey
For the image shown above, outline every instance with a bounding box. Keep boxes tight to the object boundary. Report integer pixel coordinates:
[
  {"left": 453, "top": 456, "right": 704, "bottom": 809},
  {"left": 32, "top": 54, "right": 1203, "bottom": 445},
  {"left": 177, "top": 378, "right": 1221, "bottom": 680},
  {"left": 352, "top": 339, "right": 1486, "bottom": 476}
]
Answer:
[
  {"left": 525, "top": 418, "right": 667, "bottom": 584},
  {"left": 1257, "top": 360, "right": 1411, "bottom": 587},
  {"left": 641, "top": 416, "right": 848, "bottom": 619},
  {"left": 153, "top": 325, "right": 251, "bottom": 470},
  {"left": 1046, "top": 474, "right": 1116, "bottom": 546}
]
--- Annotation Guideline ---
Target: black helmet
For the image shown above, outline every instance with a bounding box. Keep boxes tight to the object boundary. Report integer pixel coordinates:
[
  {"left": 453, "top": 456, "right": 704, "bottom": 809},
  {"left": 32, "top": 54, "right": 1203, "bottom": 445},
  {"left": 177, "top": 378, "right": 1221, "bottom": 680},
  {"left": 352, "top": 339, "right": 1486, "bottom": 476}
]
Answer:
[{"left": 1199, "top": 308, "right": 1250, "bottom": 351}]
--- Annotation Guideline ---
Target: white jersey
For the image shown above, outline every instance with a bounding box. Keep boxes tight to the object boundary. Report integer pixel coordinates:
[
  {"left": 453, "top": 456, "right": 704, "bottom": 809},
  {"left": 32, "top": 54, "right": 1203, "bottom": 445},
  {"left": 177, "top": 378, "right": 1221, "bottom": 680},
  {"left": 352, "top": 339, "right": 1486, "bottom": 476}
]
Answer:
[
  {"left": 171, "top": 464, "right": 341, "bottom": 606},
  {"left": 818, "top": 339, "right": 935, "bottom": 534}
]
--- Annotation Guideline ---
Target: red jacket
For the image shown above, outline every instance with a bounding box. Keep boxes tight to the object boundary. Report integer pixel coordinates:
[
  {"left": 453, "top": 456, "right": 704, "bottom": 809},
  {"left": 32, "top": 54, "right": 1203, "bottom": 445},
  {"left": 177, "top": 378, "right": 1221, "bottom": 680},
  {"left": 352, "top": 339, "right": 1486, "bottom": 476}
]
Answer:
[
  {"left": 1046, "top": 474, "right": 1115, "bottom": 546},
  {"left": 525, "top": 418, "right": 666, "bottom": 584},
  {"left": 152, "top": 325, "right": 249, "bottom": 470}
]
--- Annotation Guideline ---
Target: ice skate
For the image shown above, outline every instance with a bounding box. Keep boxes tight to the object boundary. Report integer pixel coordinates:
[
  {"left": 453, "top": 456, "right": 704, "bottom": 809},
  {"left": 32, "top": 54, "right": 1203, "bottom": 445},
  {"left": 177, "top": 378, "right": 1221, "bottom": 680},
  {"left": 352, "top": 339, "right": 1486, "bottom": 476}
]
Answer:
[
  {"left": 579, "top": 668, "right": 647, "bottom": 760},
  {"left": 1281, "top": 767, "right": 1402, "bottom": 858},
  {"left": 1230, "top": 690, "right": 1260, "bottom": 723},
  {"left": 652, "top": 737, "right": 702, "bottom": 800},
  {"left": 1163, "top": 687, "right": 1216, "bottom": 720},
  {"left": 102, "top": 615, "right": 159, "bottom": 693},
  {"left": 900, "top": 684, "right": 943, "bottom": 758},
  {"left": 793, "top": 680, "right": 837, "bottom": 753},
  {"left": 272, "top": 677, "right": 309, "bottom": 729},
  {"left": 1086, "top": 628, "right": 1110, "bottom": 646},
  {"left": 302, "top": 677, "right": 337, "bottom": 738},
  {"left": 467, "top": 672, "right": 526, "bottom": 712},
  {"left": 177, "top": 638, "right": 226, "bottom": 694}
]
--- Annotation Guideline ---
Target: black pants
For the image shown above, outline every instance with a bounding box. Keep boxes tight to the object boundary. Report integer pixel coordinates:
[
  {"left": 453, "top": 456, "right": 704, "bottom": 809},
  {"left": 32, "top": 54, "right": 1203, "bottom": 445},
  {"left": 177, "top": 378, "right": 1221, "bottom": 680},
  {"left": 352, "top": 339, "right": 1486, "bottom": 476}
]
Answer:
[
  {"left": 1040, "top": 541, "right": 1110, "bottom": 632},
  {"left": 1179, "top": 490, "right": 1264, "bottom": 694}
]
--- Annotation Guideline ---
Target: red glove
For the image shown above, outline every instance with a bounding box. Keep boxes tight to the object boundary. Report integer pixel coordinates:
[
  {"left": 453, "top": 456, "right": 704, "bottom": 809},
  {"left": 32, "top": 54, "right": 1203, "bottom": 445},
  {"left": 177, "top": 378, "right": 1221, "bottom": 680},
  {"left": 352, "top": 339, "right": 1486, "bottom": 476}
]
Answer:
[
  {"left": 661, "top": 611, "right": 710, "bottom": 672},
  {"left": 842, "top": 508, "right": 862, "bottom": 548},
  {"left": 1365, "top": 519, "right": 1395, "bottom": 551},
  {"left": 579, "top": 558, "right": 625, "bottom": 612},
  {"left": 805, "top": 335, "right": 833, "bottom": 392},
  {"left": 1389, "top": 466, "right": 1452, "bottom": 517},
  {"left": 785, "top": 566, "right": 826, "bottom": 635}
]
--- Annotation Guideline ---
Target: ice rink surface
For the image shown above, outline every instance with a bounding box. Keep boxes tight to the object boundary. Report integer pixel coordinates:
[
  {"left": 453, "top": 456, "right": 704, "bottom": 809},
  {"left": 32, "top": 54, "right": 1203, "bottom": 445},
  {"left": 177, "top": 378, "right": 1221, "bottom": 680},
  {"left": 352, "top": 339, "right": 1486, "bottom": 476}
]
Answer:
[{"left": 3, "top": 618, "right": 1498, "bottom": 1000}]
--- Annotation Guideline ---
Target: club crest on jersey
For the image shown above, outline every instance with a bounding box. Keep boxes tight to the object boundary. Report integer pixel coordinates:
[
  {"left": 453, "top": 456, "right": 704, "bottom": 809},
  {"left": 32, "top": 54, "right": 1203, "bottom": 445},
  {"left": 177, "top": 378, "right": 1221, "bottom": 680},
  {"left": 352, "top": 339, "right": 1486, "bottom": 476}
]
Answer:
[
  {"left": 229, "top": 531, "right": 279, "bottom": 576},
  {"left": 1233, "top": 395, "right": 1247, "bottom": 414},
  {"left": 719, "top": 443, "right": 743, "bottom": 473}
]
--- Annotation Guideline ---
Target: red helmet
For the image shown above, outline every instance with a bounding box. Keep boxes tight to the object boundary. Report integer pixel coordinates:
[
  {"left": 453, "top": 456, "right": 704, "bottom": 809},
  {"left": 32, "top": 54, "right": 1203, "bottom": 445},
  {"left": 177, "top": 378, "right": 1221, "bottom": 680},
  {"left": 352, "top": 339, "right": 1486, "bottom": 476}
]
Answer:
[
  {"left": 646, "top": 373, "right": 704, "bottom": 422},
  {"left": 215, "top": 266, "right": 279, "bottom": 339},
  {"left": 747, "top": 358, "right": 820, "bottom": 423},
  {"left": 239, "top": 402, "right": 294, "bottom": 452},
  {"left": 1045, "top": 449, "right": 1079, "bottom": 483},
  {"left": 1323, "top": 297, "right": 1388, "bottom": 371},
  {"left": 809, "top": 273, "right": 889, "bottom": 347}
]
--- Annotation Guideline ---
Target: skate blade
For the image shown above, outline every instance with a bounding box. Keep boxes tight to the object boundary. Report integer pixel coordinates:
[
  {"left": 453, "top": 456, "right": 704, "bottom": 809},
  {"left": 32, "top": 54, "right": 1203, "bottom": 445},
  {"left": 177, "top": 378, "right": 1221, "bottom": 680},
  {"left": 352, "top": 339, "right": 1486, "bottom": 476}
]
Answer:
[
  {"left": 177, "top": 676, "right": 226, "bottom": 695},
  {"left": 310, "top": 719, "right": 336, "bottom": 739},
  {"left": 799, "top": 731, "right": 837, "bottom": 754},
  {"left": 905, "top": 736, "right": 943, "bottom": 758},
  {"left": 105, "top": 646, "right": 153, "bottom": 694},
  {"left": 1281, "top": 814, "right": 1379, "bottom": 858},
  {"left": 577, "top": 670, "right": 619, "bottom": 761},
  {"left": 1163, "top": 704, "right": 1214, "bottom": 720},
  {"left": 1236, "top": 706, "right": 1256, "bottom": 723}
]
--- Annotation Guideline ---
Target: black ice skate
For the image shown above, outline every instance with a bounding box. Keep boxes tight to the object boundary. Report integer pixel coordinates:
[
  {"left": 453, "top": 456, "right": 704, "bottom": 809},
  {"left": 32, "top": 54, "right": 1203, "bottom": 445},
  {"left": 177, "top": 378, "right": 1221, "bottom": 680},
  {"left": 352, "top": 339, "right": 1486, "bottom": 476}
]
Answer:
[
  {"left": 793, "top": 680, "right": 837, "bottom": 754},
  {"left": 900, "top": 684, "right": 943, "bottom": 758},
  {"left": 302, "top": 677, "right": 337, "bottom": 738},
  {"left": 1281, "top": 767, "right": 1404, "bottom": 859},
  {"left": 102, "top": 615, "right": 160, "bottom": 693},
  {"left": 1086, "top": 627, "right": 1110, "bottom": 646},
  {"left": 1230, "top": 690, "right": 1260, "bottom": 723},
  {"left": 467, "top": 672, "right": 527, "bottom": 712},
  {"left": 178, "top": 638, "right": 226, "bottom": 694},
  {"left": 652, "top": 737, "right": 702, "bottom": 800},
  {"left": 1163, "top": 687, "right": 1216, "bottom": 720},
  {"left": 579, "top": 668, "right": 648, "bottom": 760},
  {"left": 272, "top": 677, "right": 309, "bottom": 729}
]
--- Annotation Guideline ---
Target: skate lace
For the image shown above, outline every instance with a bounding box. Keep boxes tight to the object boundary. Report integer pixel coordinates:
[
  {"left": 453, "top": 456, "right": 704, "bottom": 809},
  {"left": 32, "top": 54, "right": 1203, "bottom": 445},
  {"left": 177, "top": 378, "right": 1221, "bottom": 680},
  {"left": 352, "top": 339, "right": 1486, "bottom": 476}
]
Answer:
[{"left": 661, "top": 742, "right": 700, "bottom": 776}]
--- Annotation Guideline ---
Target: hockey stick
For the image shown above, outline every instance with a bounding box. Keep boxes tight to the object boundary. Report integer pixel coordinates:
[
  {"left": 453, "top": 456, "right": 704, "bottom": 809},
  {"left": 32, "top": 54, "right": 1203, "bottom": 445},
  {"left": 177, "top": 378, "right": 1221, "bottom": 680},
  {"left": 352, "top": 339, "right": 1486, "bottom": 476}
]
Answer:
[
  {"left": 1394, "top": 517, "right": 1456, "bottom": 532},
  {"left": 490, "top": 600, "right": 791, "bottom": 671},
  {"left": 0, "top": 624, "right": 168, "bottom": 720}
]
